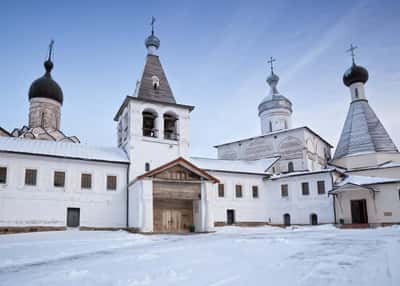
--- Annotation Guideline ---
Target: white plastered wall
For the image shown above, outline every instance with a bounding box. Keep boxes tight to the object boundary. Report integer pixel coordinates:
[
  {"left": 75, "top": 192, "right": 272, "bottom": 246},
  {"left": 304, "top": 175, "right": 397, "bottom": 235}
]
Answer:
[{"left": 0, "top": 153, "right": 128, "bottom": 228}]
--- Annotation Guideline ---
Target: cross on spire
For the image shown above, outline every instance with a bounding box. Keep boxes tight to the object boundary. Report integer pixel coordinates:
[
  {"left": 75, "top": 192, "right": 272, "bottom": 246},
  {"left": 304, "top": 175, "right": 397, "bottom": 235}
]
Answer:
[
  {"left": 150, "top": 16, "right": 156, "bottom": 35},
  {"left": 346, "top": 44, "right": 357, "bottom": 65},
  {"left": 48, "top": 39, "right": 54, "bottom": 61},
  {"left": 267, "top": 56, "right": 276, "bottom": 74}
]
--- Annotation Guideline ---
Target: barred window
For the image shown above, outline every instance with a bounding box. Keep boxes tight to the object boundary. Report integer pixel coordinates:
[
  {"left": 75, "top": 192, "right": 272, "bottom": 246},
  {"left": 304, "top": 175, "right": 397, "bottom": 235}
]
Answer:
[
  {"left": 302, "top": 182, "right": 310, "bottom": 195},
  {"left": 107, "top": 175, "right": 117, "bottom": 191},
  {"left": 317, "top": 180, "right": 326, "bottom": 195},
  {"left": 218, "top": 184, "right": 224, "bottom": 197},
  {"left": 81, "top": 173, "right": 92, "bottom": 189},
  {"left": 54, "top": 171, "right": 65, "bottom": 187},
  {"left": 281, "top": 184, "right": 288, "bottom": 197},
  {"left": 235, "top": 185, "right": 243, "bottom": 198},
  {"left": 252, "top": 186, "right": 259, "bottom": 198},
  {"left": 0, "top": 167, "right": 7, "bottom": 184},
  {"left": 25, "top": 169, "right": 37, "bottom": 186}
]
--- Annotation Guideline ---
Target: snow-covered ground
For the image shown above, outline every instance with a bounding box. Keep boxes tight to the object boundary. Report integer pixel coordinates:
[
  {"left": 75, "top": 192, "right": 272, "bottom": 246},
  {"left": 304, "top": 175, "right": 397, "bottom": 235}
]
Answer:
[{"left": 0, "top": 225, "right": 399, "bottom": 286}]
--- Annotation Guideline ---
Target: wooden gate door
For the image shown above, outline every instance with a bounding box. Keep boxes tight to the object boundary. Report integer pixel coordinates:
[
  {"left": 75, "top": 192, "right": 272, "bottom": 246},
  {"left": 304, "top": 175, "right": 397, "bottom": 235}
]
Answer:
[
  {"left": 67, "top": 208, "right": 80, "bottom": 227},
  {"left": 154, "top": 199, "right": 193, "bottom": 232}
]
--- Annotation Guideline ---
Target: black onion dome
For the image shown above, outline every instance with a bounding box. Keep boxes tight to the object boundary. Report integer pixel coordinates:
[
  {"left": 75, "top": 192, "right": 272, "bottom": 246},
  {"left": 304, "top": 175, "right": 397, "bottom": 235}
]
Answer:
[
  {"left": 28, "top": 60, "right": 63, "bottom": 104},
  {"left": 145, "top": 34, "right": 160, "bottom": 49},
  {"left": 343, "top": 63, "right": 369, "bottom": 87}
]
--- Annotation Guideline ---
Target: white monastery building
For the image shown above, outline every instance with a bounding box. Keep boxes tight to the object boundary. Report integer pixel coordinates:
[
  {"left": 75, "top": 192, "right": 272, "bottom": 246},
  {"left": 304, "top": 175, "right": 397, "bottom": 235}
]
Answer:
[{"left": 0, "top": 26, "right": 399, "bottom": 233}]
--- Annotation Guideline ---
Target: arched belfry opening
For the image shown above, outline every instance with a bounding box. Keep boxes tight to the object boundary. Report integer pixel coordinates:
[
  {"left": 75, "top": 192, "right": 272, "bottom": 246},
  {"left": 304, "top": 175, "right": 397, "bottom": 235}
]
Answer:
[
  {"left": 142, "top": 109, "right": 158, "bottom": 138},
  {"left": 164, "top": 112, "right": 178, "bottom": 140}
]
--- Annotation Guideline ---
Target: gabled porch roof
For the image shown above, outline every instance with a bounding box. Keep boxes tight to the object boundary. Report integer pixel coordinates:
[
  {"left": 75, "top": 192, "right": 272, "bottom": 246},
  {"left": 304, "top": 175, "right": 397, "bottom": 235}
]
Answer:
[{"left": 134, "top": 157, "right": 220, "bottom": 184}]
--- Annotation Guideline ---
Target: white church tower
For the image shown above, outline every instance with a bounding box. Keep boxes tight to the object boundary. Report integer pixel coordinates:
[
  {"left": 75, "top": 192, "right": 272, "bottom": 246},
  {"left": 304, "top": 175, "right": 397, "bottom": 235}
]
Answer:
[
  {"left": 114, "top": 18, "right": 194, "bottom": 179},
  {"left": 258, "top": 57, "right": 292, "bottom": 135}
]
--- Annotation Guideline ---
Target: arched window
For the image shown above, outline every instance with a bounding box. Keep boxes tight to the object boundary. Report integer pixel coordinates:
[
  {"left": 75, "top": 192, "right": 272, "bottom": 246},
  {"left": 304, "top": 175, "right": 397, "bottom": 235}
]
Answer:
[
  {"left": 142, "top": 110, "right": 158, "bottom": 137},
  {"left": 283, "top": 213, "right": 291, "bottom": 226},
  {"left": 164, "top": 112, "right": 178, "bottom": 140},
  {"left": 145, "top": 162, "right": 150, "bottom": 172},
  {"left": 310, "top": 213, "right": 318, "bottom": 225},
  {"left": 269, "top": 121, "right": 273, "bottom": 132},
  {"left": 288, "top": 162, "right": 294, "bottom": 173}
]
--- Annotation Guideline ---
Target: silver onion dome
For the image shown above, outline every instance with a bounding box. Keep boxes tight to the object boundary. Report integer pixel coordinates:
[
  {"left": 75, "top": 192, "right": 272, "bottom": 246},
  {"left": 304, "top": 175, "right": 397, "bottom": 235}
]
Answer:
[
  {"left": 145, "top": 34, "right": 160, "bottom": 50},
  {"left": 258, "top": 72, "right": 292, "bottom": 115}
]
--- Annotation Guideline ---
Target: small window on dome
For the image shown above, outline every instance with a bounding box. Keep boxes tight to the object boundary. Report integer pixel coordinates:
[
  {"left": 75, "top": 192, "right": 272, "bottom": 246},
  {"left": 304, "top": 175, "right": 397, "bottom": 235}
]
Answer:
[{"left": 355, "top": 88, "right": 359, "bottom": 98}]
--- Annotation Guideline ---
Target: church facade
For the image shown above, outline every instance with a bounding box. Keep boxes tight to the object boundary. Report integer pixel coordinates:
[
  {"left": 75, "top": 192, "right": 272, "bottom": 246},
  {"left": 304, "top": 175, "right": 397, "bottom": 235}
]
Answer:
[{"left": 0, "top": 26, "right": 399, "bottom": 233}]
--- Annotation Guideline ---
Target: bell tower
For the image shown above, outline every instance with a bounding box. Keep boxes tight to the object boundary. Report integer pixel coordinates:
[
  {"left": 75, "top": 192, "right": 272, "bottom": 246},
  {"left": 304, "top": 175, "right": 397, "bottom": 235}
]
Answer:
[{"left": 115, "top": 18, "right": 194, "bottom": 179}]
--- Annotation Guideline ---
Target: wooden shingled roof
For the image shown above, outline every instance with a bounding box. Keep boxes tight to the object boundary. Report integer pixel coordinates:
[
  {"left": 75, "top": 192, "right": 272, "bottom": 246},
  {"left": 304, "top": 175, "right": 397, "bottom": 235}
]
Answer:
[{"left": 137, "top": 54, "right": 176, "bottom": 104}]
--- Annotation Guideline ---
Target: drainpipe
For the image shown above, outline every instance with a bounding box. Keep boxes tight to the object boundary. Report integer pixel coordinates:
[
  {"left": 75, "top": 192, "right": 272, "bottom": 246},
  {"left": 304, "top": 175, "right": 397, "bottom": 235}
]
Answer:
[
  {"left": 126, "top": 163, "right": 130, "bottom": 229},
  {"left": 330, "top": 172, "right": 337, "bottom": 224}
]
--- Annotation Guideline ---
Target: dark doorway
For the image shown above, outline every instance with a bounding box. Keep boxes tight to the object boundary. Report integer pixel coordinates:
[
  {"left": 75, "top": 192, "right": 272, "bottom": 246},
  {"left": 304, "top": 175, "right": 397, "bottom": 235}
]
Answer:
[
  {"left": 351, "top": 199, "right": 368, "bottom": 224},
  {"left": 227, "top": 209, "right": 235, "bottom": 225},
  {"left": 67, "top": 208, "right": 80, "bottom": 227},
  {"left": 310, "top": 213, "right": 318, "bottom": 225},
  {"left": 283, "top": 213, "right": 291, "bottom": 226}
]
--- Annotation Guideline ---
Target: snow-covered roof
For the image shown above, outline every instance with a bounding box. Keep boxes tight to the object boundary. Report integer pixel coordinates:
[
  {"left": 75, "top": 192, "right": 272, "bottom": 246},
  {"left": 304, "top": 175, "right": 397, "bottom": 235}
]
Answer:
[
  {"left": 189, "top": 157, "right": 279, "bottom": 175},
  {"left": 336, "top": 175, "right": 400, "bottom": 187},
  {"left": 270, "top": 168, "right": 336, "bottom": 180},
  {"left": 0, "top": 137, "right": 129, "bottom": 163}
]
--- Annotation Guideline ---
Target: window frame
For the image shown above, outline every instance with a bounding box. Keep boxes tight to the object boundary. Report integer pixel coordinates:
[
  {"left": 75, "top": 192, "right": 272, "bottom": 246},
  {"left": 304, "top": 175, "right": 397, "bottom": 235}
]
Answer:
[
  {"left": 53, "top": 170, "right": 66, "bottom": 188},
  {"left": 24, "top": 168, "right": 38, "bottom": 186},
  {"left": 106, "top": 175, "right": 117, "bottom": 191},
  {"left": 81, "top": 173, "right": 92, "bottom": 190},
  {"left": 281, "top": 184, "right": 289, "bottom": 198},
  {"left": 0, "top": 166, "right": 7, "bottom": 185},
  {"left": 301, "top": 182, "right": 310, "bottom": 196},
  {"left": 317, "top": 180, "right": 326, "bottom": 195},
  {"left": 252, "top": 185, "right": 259, "bottom": 198},
  {"left": 235, "top": 184, "right": 243, "bottom": 198},
  {"left": 218, "top": 183, "right": 225, "bottom": 198}
]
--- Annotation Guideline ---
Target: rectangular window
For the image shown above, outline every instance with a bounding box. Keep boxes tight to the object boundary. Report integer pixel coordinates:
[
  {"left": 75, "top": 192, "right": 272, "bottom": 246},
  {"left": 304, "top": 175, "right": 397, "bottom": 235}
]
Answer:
[
  {"left": 252, "top": 186, "right": 259, "bottom": 198},
  {"left": 0, "top": 167, "right": 7, "bottom": 184},
  {"left": 302, "top": 182, "right": 310, "bottom": 195},
  {"left": 107, "top": 175, "right": 117, "bottom": 191},
  {"left": 235, "top": 185, "right": 242, "bottom": 198},
  {"left": 218, "top": 183, "right": 224, "bottom": 197},
  {"left": 25, "top": 169, "right": 37, "bottom": 186},
  {"left": 81, "top": 173, "right": 92, "bottom": 189},
  {"left": 317, "top": 180, "right": 325, "bottom": 195},
  {"left": 281, "top": 184, "right": 288, "bottom": 197},
  {"left": 54, "top": 171, "right": 65, "bottom": 187}
]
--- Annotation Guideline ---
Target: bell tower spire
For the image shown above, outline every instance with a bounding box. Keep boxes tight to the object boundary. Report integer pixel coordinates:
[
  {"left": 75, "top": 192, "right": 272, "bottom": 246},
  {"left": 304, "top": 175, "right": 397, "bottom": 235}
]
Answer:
[{"left": 145, "top": 16, "right": 160, "bottom": 55}]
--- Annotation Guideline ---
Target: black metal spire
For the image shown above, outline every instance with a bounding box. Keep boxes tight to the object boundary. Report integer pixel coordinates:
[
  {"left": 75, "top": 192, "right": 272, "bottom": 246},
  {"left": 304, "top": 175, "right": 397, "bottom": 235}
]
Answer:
[
  {"left": 44, "top": 40, "right": 54, "bottom": 74},
  {"left": 267, "top": 56, "right": 276, "bottom": 75},
  {"left": 346, "top": 44, "right": 357, "bottom": 65},
  {"left": 151, "top": 16, "right": 155, "bottom": 36}
]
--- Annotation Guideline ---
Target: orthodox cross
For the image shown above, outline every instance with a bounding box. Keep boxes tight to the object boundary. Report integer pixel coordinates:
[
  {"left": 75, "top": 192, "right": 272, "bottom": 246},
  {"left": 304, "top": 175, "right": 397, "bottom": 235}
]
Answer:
[
  {"left": 48, "top": 39, "right": 54, "bottom": 61},
  {"left": 150, "top": 16, "right": 155, "bottom": 35},
  {"left": 267, "top": 56, "right": 276, "bottom": 74},
  {"left": 346, "top": 44, "right": 357, "bottom": 64}
]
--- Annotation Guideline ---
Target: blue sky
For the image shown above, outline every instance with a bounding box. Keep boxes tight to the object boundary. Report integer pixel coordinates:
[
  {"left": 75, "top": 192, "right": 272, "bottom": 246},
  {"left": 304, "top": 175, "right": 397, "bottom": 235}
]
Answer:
[{"left": 1, "top": 0, "right": 399, "bottom": 157}]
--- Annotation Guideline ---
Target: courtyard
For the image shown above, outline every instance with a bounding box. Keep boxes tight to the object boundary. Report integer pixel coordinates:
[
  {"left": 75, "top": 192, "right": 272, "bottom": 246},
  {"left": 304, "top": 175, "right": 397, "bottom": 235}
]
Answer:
[{"left": 0, "top": 225, "right": 399, "bottom": 285}]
